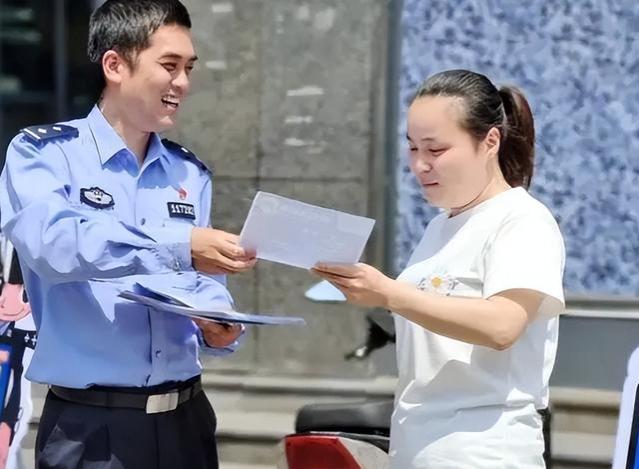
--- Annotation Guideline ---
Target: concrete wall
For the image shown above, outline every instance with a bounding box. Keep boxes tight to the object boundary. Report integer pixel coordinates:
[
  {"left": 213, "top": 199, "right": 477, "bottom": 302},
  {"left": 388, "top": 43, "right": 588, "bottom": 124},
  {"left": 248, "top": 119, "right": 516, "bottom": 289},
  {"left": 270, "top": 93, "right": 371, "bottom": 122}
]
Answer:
[{"left": 172, "top": 0, "right": 393, "bottom": 377}]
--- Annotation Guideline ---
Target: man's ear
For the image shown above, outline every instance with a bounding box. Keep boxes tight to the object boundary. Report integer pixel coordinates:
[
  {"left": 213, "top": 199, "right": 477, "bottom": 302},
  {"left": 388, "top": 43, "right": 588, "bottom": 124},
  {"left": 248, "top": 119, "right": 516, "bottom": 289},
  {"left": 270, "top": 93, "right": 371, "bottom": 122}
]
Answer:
[
  {"left": 102, "top": 50, "right": 126, "bottom": 85},
  {"left": 484, "top": 127, "right": 501, "bottom": 159}
]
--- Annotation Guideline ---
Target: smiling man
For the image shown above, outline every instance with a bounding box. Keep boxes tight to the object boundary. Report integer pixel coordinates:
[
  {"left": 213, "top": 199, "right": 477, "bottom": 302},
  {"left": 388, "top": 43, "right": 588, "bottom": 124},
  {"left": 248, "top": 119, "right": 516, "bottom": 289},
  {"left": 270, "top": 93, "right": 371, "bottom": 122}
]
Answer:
[{"left": 0, "top": 1, "right": 256, "bottom": 468}]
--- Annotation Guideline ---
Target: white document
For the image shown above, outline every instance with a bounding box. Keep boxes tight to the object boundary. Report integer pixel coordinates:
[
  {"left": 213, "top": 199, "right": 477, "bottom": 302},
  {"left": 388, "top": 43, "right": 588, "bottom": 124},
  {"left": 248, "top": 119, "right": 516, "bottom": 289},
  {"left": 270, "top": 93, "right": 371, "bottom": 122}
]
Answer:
[{"left": 239, "top": 192, "right": 375, "bottom": 269}]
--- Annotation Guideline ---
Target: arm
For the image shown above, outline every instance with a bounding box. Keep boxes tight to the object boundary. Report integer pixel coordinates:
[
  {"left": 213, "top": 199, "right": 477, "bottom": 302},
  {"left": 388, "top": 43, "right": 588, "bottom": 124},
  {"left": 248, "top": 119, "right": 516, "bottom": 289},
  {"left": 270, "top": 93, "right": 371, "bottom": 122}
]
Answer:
[
  {"left": 192, "top": 177, "right": 252, "bottom": 354},
  {"left": 313, "top": 264, "right": 540, "bottom": 350},
  {"left": 313, "top": 213, "right": 565, "bottom": 351},
  {"left": 1, "top": 136, "right": 254, "bottom": 284},
  {"left": 384, "top": 281, "right": 541, "bottom": 350},
  {"left": 0, "top": 136, "right": 192, "bottom": 284}
]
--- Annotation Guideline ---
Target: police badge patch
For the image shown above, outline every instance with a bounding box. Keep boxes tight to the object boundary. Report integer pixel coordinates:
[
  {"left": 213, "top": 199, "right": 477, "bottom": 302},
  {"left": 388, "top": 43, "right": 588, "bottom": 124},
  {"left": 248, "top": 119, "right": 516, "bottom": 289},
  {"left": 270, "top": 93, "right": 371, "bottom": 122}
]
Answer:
[
  {"left": 80, "top": 187, "right": 115, "bottom": 209},
  {"left": 167, "top": 202, "right": 196, "bottom": 220}
]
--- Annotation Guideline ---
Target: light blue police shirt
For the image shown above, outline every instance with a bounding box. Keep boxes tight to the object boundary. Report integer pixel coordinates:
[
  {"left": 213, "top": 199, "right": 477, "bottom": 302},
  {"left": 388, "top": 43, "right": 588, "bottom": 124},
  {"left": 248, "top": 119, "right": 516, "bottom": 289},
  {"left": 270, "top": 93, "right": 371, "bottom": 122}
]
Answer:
[{"left": 0, "top": 106, "right": 240, "bottom": 388}]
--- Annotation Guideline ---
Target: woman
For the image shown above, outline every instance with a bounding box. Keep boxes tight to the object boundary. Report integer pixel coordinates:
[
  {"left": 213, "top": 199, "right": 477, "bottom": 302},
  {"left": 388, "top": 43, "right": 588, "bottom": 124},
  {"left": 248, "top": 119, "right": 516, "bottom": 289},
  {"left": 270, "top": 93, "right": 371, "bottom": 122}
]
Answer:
[{"left": 313, "top": 69, "right": 565, "bottom": 468}]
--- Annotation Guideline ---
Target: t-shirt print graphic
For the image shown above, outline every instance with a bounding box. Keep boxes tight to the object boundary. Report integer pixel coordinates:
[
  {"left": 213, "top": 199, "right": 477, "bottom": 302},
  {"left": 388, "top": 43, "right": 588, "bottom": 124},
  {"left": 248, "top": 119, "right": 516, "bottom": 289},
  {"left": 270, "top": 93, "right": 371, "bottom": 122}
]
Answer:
[{"left": 416, "top": 273, "right": 458, "bottom": 296}]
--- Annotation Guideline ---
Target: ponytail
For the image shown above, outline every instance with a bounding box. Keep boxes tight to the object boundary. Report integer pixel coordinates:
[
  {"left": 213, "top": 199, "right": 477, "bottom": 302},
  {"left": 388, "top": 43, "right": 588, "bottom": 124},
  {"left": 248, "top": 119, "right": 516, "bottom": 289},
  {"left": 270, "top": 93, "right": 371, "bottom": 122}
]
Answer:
[{"left": 498, "top": 86, "right": 535, "bottom": 189}]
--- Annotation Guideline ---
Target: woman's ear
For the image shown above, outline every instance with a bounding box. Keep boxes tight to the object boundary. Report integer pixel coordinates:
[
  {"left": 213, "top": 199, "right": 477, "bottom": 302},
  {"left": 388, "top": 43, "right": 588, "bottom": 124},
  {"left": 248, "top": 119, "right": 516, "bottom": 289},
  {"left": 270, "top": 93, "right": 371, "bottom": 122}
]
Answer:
[
  {"left": 484, "top": 127, "right": 501, "bottom": 159},
  {"left": 102, "top": 50, "right": 125, "bottom": 85}
]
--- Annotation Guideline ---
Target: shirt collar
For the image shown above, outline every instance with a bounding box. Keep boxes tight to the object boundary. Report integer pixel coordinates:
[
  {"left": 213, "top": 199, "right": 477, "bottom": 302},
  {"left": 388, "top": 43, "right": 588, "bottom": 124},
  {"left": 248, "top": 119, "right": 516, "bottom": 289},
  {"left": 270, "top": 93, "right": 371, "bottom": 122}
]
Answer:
[
  {"left": 146, "top": 132, "right": 165, "bottom": 167},
  {"left": 158, "top": 138, "right": 183, "bottom": 189},
  {"left": 87, "top": 106, "right": 128, "bottom": 165},
  {"left": 87, "top": 105, "right": 165, "bottom": 167}
]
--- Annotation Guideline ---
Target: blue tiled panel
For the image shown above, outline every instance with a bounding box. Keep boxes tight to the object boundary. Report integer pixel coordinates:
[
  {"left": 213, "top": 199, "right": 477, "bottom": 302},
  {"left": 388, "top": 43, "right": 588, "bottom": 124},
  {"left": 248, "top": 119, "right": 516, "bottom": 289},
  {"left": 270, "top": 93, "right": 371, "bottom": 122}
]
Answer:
[{"left": 396, "top": 0, "right": 639, "bottom": 296}]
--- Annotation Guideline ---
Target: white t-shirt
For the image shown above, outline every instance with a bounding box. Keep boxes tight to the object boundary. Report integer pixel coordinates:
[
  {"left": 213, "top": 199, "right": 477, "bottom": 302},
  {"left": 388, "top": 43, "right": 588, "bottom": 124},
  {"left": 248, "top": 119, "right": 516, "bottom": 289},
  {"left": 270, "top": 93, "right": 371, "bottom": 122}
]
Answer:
[{"left": 390, "top": 187, "right": 565, "bottom": 469}]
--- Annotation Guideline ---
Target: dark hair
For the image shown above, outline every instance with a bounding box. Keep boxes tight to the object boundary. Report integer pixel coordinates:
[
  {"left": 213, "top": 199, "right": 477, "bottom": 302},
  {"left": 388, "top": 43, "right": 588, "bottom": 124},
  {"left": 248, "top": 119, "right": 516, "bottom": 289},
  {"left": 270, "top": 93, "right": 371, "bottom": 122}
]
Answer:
[
  {"left": 88, "top": 0, "right": 191, "bottom": 89},
  {"left": 412, "top": 69, "right": 535, "bottom": 189}
]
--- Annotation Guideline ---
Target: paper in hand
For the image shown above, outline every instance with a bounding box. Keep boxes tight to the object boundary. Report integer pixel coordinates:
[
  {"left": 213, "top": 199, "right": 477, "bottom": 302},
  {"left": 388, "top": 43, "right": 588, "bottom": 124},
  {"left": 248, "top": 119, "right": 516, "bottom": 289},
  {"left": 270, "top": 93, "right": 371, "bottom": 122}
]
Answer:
[{"left": 239, "top": 191, "right": 375, "bottom": 269}]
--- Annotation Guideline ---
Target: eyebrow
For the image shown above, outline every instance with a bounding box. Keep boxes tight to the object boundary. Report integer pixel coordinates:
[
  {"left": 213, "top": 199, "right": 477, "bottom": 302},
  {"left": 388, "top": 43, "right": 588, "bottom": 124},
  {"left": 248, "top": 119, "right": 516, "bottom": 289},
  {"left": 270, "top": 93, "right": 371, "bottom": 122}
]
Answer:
[
  {"left": 159, "top": 53, "right": 198, "bottom": 62},
  {"left": 405, "top": 134, "right": 436, "bottom": 142}
]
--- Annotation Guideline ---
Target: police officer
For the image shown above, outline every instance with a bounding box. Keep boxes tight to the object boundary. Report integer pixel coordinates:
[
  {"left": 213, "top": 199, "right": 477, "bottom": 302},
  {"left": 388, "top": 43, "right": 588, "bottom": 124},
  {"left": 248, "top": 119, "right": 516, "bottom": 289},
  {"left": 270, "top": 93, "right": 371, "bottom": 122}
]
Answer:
[{"left": 0, "top": 1, "right": 256, "bottom": 467}]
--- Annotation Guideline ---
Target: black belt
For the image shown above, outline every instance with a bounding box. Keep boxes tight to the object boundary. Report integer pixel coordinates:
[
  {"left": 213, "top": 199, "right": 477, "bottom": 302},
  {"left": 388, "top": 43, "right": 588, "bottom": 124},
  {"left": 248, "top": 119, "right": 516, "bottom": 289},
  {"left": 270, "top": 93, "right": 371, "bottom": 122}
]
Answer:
[{"left": 50, "top": 378, "right": 203, "bottom": 414}]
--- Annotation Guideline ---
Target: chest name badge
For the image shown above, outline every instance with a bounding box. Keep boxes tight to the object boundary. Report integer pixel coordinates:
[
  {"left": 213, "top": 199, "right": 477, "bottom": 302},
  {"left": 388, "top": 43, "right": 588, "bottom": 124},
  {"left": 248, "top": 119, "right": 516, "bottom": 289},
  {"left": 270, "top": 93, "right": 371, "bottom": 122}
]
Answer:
[
  {"left": 80, "top": 187, "right": 114, "bottom": 209},
  {"left": 167, "top": 202, "right": 196, "bottom": 220}
]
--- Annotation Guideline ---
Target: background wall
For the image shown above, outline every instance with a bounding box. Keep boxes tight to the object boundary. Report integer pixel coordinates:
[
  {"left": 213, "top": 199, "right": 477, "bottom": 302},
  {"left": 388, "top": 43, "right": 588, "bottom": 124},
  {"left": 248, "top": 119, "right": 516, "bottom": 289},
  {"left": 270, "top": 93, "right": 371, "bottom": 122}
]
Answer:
[
  {"left": 396, "top": 0, "right": 639, "bottom": 297},
  {"left": 175, "top": 0, "right": 393, "bottom": 377}
]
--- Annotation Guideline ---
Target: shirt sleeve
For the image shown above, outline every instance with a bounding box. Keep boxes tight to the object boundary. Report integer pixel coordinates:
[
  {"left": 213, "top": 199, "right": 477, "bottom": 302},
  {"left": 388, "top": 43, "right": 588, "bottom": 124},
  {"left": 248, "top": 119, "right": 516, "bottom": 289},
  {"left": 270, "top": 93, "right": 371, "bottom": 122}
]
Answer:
[
  {"left": 136, "top": 269, "right": 245, "bottom": 356},
  {"left": 482, "top": 211, "right": 566, "bottom": 317},
  {"left": 0, "top": 135, "right": 193, "bottom": 284}
]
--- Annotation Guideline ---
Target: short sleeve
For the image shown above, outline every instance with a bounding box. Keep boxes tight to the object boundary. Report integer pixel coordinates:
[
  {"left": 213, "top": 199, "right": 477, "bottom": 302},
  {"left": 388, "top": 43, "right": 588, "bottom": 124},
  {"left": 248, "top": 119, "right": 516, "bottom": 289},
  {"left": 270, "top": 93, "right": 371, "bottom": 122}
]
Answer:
[{"left": 483, "top": 212, "right": 565, "bottom": 317}]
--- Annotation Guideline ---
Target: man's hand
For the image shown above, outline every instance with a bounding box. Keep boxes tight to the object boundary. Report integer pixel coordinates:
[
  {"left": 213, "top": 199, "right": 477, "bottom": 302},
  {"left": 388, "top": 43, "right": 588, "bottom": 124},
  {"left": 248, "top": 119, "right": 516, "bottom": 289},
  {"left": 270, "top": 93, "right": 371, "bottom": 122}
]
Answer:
[
  {"left": 191, "top": 228, "right": 256, "bottom": 275},
  {"left": 193, "top": 318, "right": 243, "bottom": 348}
]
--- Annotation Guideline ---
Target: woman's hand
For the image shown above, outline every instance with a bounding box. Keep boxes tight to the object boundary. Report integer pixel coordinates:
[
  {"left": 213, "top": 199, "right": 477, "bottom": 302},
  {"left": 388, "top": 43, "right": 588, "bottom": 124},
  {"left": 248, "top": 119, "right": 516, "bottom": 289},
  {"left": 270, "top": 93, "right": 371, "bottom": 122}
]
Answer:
[{"left": 311, "top": 262, "right": 394, "bottom": 308}]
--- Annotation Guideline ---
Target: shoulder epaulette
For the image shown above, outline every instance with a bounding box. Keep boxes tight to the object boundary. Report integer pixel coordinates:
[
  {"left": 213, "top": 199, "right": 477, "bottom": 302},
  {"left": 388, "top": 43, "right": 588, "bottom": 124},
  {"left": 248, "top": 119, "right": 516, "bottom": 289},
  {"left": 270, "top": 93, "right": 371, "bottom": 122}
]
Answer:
[
  {"left": 21, "top": 124, "right": 78, "bottom": 146},
  {"left": 161, "top": 138, "right": 212, "bottom": 174}
]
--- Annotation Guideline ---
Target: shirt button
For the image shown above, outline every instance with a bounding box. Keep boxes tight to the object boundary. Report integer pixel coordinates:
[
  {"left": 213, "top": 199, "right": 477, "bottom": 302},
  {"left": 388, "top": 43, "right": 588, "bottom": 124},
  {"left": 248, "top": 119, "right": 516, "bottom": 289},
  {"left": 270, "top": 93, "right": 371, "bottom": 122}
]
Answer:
[{"left": 140, "top": 218, "right": 146, "bottom": 225}]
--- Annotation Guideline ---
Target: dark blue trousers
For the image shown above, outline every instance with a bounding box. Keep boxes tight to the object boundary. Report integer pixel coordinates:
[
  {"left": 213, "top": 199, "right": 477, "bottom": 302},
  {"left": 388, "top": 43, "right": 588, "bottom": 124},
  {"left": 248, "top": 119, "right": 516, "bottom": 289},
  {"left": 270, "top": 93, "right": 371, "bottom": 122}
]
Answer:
[{"left": 36, "top": 382, "right": 218, "bottom": 469}]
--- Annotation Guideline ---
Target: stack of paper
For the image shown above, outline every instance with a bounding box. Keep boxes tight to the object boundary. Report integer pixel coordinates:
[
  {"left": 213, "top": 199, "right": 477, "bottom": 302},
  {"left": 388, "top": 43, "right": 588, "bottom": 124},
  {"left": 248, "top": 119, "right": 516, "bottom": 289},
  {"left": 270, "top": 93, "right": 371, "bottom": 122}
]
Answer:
[{"left": 119, "top": 283, "right": 305, "bottom": 326}]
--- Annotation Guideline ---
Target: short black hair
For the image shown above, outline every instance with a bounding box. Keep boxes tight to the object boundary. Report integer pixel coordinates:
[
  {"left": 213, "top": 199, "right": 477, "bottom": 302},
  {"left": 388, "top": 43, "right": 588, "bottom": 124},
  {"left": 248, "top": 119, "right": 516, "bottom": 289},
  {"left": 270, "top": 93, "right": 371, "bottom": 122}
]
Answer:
[{"left": 88, "top": 0, "right": 191, "bottom": 66}]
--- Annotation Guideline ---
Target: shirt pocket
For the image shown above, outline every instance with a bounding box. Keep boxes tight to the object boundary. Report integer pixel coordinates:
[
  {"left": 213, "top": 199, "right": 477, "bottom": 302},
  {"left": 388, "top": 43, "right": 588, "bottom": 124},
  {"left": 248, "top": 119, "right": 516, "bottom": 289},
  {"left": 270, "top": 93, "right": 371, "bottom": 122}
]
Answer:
[
  {"left": 162, "top": 212, "right": 198, "bottom": 228},
  {"left": 68, "top": 202, "right": 118, "bottom": 222}
]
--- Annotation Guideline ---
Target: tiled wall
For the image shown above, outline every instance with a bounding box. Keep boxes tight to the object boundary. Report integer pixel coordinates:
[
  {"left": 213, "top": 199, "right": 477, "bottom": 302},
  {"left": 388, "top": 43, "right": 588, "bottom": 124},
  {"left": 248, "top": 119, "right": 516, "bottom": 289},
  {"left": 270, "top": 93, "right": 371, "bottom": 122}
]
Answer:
[{"left": 396, "top": 0, "right": 639, "bottom": 296}]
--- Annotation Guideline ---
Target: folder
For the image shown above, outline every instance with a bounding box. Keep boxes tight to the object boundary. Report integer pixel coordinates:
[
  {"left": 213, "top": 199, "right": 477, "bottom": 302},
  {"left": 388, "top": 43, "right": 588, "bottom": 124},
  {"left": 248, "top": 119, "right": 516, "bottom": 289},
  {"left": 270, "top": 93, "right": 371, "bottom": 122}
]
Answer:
[{"left": 119, "top": 284, "right": 306, "bottom": 326}]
